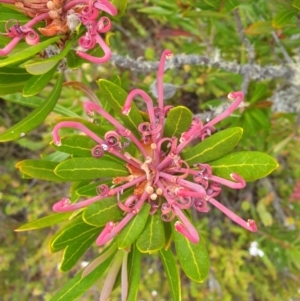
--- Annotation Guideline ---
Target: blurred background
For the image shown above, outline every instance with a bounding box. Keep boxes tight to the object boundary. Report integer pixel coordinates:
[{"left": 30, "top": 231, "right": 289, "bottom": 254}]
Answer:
[{"left": 1, "top": 0, "right": 300, "bottom": 300}]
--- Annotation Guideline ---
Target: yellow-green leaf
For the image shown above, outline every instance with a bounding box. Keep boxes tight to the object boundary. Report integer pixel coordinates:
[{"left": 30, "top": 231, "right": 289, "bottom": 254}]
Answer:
[
  {"left": 50, "top": 215, "right": 101, "bottom": 253},
  {"left": 118, "top": 203, "right": 150, "bottom": 249},
  {"left": 54, "top": 156, "right": 128, "bottom": 180},
  {"left": 16, "top": 159, "right": 64, "bottom": 181},
  {"left": 0, "top": 36, "right": 61, "bottom": 67},
  {"left": 23, "top": 63, "right": 58, "bottom": 96},
  {"left": 245, "top": 21, "right": 273, "bottom": 35},
  {"left": 209, "top": 151, "right": 279, "bottom": 181},
  {"left": 182, "top": 127, "right": 243, "bottom": 165},
  {"left": 159, "top": 248, "right": 181, "bottom": 301},
  {"left": 172, "top": 226, "right": 209, "bottom": 283},
  {"left": 97, "top": 79, "right": 143, "bottom": 137},
  {"left": 136, "top": 213, "right": 165, "bottom": 253},
  {"left": 83, "top": 197, "right": 124, "bottom": 227},
  {"left": 163, "top": 106, "right": 193, "bottom": 139},
  {"left": 272, "top": 9, "right": 297, "bottom": 28},
  {"left": 15, "top": 212, "right": 72, "bottom": 231},
  {"left": 0, "top": 73, "right": 62, "bottom": 142}
]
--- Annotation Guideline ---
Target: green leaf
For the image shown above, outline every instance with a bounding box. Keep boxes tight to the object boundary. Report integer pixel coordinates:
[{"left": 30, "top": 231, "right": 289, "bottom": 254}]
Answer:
[
  {"left": 51, "top": 135, "right": 123, "bottom": 163},
  {"left": 0, "top": 73, "right": 62, "bottom": 142},
  {"left": 182, "top": 127, "right": 243, "bottom": 164},
  {"left": 0, "top": 67, "right": 32, "bottom": 96},
  {"left": 245, "top": 21, "right": 274, "bottom": 35},
  {"left": 15, "top": 213, "right": 72, "bottom": 232},
  {"left": 159, "top": 248, "right": 181, "bottom": 301},
  {"left": 0, "top": 6, "right": 30, "bottom": 32},
  {"left": 54, "top": 156, "right": 128, "bottom": 180},
  {"left": 51, "top": 135, "right": 98, "bottom": 157},
  {"left": 76, "top": 182, "right": 106, "bottom": 197},
  {"left": 97, "top": 79, "right": 143, "bottom": 137},
  {"left": 50, "top": 215, "right": 101, "bottom": 253},
  {"left": 127, "top": 244, "right": 141, "bottom": 301},
  {"left": 112, "top": 0, "right": 128, "bottom": 16},
  {"left": 136, "top": 213, "right": 165, "bottom": 253},
  {"left": 60, "top": 230, "right": 99, "bottom": 272},
  {"left": 272, "top": 9, "right": 297, "bottom": 28},
  {"left": 203, "top": 0, "right": 221, "bottom": 8},
  {"left": 293, "top": 0, "right": 300, "bottom": 10},
  {"left": 224, "top": 0, "right": 239, "bottom": 11},
  {"left": 209, "top": 151, "right": 279, "bottom": 181},
  {"left": 16, "top": 159, "right": 64, "bottom": 181},
  {"left": 0, "top": 36, "right": 62, "bottom": 67},
  {"left": 2, "top": 93, "right": 80, "bottom": 117},
  {"left": 172, "top": 226, "right": 209, "bottom": 283},
  {"left": 49, "top": 251, "right": 115, "bottom": 301},
  {"left": 23, "top": 63, "right": 58, "bottom": 96},
  {"left": 83, "top": 197, "right": 124, "bottom": 227},
  {"left": 163, "top": 106, "right": 193, "bottom": 139},
  {"left": 118, "top": 203, "right": 151, "bottom": 249},
  {"left": 24, "top": 39, "right": 73, "bottom": 75},
  {"left": 138, "top": 7, "right": 175, "bottom": 15}
]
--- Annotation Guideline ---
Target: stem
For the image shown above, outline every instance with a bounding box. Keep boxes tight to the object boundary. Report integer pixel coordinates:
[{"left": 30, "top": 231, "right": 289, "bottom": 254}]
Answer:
[{"left": 208, "top": 197, "right": 257, "bottom": 232}]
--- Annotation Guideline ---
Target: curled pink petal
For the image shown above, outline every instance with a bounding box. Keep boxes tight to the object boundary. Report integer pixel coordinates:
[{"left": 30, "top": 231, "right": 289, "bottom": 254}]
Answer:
[
  {"left": 97, "top": 17, "right": 112, "bottom": 33},
  {"left": 77, "top": 33, "right": 111, "bottom": 63},
  {"left": 93, "top": 0, "right": 118, "bottom": 16}
]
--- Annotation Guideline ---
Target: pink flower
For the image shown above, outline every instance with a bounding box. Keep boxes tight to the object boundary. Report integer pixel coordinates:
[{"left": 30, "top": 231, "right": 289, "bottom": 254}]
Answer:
[
  {"left": 0, "top": 0, "right": 117, "bottom": 63},
  {"left": 52, "top": 50, "right": 257, "bottom": 246}
]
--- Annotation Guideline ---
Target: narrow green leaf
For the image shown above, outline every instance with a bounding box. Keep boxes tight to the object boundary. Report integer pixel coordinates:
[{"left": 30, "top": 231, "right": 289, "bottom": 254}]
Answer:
[
  {"left": 136, "top": 213, "right": 165, "bottom": 253},
  {"left": 127, "top": 244, "right": 141, "bottom": 301},
  {"left": 293, "top": 0, "right": 300, "bottom": 10},
  {"left": 118, "top": 203, "right": 151, "bottom": 249},
  {"left": 2, "top": 93, "right": 80, "bottom": 117},
  {"left": 24, "top": 39, "right": 73, "bottom": 75},
  {"left": 182, "top": 127, "right": 243, "bottom": 164},
  {"left": 0, "top": 36, "right": 61, "bottom": 67},
  {"left": 245, "top": 21, "right": 273, "bottom": 35},
  {"left": 49, "top": 251, "right": 115, "bottom": 301},
  {"left": 159, "top": 248, "right": 181, "bottom": 301},
  {"left": 224, "top": 0, "right": 239, "bottom": 11},
  {"left": 51, "top": 135, "right": 98, "bottom": 157},
  {"left": 76, "top": 182, "right": 104, "bottom": 197},
  {"left": 272, "top": 9, "right": 297, "bottom": 28},
  {"left": 163, "top": 106, "right": 193, "bottom": 139},
  {"left": 54, "top": 156, "right": 128, "bottom": 180},
  {"left": 112, "top": 0, "right": 127, "bottom": 16},
  {"left": 97, "top": 79, "right": 143, "bottom": 137},
  {"left": 50, "top": 215, "right": 101, "bottom": 252},
  {"left": 0, "top": 6, "right": 30, "bottom": 32},
  {"left": 209, "top": 151, "right": 279, "bottom": 181},
  {"left": 0, "top": 73, "right": 62, "bottom": 142},
  {"left": 15, "top": 213, "right": 72, "bottom": 232},
  {"left": 23, "top": 63, "right": 58, "bottom": 96},
  {"left": 16, "top": 159, "right": 64, "bottom": 181},
  {"left": 60, "top": 230, "right": 99, "bottom": 272},
  {"left": 0, "top": 67, "right": 32, "bottom": 95},
  {"left": 83, "top": 197, "right": 124, "bottom": 227},
  {"left": 172, "top": 226, "right": 209, "bottom": 283}
]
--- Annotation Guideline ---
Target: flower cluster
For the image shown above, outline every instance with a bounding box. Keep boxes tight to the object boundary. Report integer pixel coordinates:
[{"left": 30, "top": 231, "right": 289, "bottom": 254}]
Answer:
[
  {"left": 0, "top": 0, "right": 117, "bottom": 63},
  {"left": 52, "top": 50, "right": 257, "bottom": 245}
]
